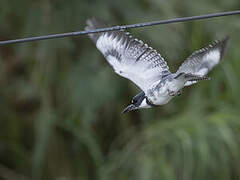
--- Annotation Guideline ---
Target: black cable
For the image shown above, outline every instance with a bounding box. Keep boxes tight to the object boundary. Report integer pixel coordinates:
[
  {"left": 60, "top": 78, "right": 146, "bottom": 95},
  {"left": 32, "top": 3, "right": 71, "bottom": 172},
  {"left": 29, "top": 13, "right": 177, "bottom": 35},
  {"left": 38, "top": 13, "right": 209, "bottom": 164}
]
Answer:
[{"left": 0, "top": 10, "right": 240, "bottom": 46}]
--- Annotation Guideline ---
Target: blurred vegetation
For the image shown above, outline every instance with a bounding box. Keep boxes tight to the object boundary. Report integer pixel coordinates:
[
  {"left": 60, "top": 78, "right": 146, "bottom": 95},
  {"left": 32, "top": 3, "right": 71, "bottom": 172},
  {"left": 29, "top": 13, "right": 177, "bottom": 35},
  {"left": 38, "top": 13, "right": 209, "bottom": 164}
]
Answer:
[{"left": 0, "top": 0, "right": 240, "bottom": 179}]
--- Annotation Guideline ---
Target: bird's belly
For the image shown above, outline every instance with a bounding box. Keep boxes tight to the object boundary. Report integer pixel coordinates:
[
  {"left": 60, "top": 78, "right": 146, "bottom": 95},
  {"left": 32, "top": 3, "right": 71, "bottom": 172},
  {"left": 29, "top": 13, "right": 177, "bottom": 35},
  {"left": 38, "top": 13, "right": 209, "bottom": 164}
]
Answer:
[
  {"left": 153, "top": 95, "right": 173, "bottom": 105},
  {"left": 149, "top": 90, "right": 173, "bottom": 105},
  {"left": 147, "top": 79, "right": 180, "bottom": 106}
]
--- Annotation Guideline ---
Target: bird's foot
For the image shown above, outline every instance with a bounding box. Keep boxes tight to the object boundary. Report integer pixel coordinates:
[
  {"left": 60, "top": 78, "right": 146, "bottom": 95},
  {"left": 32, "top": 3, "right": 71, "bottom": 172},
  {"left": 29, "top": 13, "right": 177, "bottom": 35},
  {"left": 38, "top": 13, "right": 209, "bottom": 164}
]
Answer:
[
  {"left": 168, "top": 90, "right": 182, "bottom": 96},
  {"left": 177, "top": 90, "right": 182, "bottom": 96}
]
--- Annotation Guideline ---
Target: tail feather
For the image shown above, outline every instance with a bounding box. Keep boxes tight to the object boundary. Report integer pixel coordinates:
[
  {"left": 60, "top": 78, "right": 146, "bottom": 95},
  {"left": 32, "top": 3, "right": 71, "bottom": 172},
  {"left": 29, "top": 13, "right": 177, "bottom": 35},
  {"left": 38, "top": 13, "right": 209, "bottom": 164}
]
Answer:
[{"left": 174, "top": 72, "right": 210, "bottom": 82}]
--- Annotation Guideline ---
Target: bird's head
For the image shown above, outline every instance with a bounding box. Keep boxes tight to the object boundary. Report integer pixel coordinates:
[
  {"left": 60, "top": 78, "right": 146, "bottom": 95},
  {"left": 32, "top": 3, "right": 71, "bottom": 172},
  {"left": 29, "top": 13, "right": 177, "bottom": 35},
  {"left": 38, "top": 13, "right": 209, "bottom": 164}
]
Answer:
[{"left": 122, "top": 92, "right": 151, "bottom": 113}]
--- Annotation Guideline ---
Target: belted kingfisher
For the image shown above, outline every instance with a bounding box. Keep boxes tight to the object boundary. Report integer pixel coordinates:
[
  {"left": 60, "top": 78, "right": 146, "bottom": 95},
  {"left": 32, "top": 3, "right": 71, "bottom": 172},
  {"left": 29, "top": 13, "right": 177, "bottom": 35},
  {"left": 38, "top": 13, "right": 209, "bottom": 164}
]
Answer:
[{"left": 85, "top": 18, "right": 228, "bottom": 113}]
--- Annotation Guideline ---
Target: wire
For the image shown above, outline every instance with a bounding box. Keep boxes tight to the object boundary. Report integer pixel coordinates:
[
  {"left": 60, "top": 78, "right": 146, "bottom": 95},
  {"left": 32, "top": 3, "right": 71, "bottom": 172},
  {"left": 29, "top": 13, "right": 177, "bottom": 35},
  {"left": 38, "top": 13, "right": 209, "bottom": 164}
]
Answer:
[{"left": 0, "top": 10, "right": 240, "bottom": 46}]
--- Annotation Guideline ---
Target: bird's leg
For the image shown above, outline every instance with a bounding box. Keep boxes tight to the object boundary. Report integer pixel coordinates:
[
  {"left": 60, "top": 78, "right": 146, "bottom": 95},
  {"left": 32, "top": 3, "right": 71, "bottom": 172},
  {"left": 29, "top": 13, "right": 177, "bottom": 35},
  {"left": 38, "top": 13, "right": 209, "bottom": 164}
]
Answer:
[
  {"left": 177, "top": 90, "right": 182, "bottom": 96},
  {"left": 168, "top": 89, "right": 177, "bottom": 96},
  {"left": 168, "top": 89, "right": 182, "bottom": 96}
]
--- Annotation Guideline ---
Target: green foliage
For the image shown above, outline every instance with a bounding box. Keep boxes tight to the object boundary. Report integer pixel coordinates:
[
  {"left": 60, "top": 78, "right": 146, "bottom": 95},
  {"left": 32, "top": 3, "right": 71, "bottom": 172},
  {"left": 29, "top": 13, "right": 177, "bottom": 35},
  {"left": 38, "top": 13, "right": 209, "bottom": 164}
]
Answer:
[{"left": 0, "top": 0, "right": 240, "bottom": 179}]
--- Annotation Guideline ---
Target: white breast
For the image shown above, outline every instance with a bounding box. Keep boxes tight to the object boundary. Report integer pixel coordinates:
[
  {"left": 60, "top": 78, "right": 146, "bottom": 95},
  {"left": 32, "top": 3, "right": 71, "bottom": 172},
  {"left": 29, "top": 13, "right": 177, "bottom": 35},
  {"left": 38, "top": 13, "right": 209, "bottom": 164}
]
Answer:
[
  {"left": 154, "top": 95, "right": 173, "bottom": 105},
  {"left": 148, "top": 85, "right": 173, "bottom": 105},
  {"left": 168, "top": 79, "right": 185, "bottom": 92},
  {"left": 147, "top": 79, "right": 183, "bottom": 105}
]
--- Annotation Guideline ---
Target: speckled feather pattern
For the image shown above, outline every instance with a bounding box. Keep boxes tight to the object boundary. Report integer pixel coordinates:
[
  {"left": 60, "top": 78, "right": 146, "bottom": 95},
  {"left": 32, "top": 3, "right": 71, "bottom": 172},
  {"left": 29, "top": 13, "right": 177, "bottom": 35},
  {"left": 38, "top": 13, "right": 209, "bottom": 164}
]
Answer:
[
  {"left": 85, "top": 18, "right": 170, "bottom": 92},
  {"left": 85, "top": 18, "right": 228, "bottom": 109},
  {"left": 176, "top": 37, "right": 228, "bottom": 86}
]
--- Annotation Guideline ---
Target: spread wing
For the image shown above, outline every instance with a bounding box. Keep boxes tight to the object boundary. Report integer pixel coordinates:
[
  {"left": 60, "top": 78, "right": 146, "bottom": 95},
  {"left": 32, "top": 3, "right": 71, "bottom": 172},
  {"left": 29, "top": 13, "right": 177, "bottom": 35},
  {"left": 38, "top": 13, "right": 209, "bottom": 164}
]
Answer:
[
  {"left": 176, "top": 37, "right": 229, "bottom": 86},
  {"left": 85, "top": 18, "right": 171, "bottom": 92}
]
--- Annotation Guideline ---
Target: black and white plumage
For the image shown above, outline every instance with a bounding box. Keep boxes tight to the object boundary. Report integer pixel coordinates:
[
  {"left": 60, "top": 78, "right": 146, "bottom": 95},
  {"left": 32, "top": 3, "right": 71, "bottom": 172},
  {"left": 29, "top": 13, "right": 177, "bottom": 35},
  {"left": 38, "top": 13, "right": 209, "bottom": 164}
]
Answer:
[{"left": 85, "top": 18, "right": 228, "bottom": 113}]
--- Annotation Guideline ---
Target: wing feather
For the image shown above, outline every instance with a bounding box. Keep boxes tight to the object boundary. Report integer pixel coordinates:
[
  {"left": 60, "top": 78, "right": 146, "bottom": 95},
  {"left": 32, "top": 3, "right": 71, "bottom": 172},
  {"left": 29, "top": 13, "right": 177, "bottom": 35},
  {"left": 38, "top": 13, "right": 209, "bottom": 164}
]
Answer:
[
  {"left": 85, "top": 18, "right": 170, "bottom": 92},
  {"left": 176, "top": 37, "right": 229, "bottom": 86}
]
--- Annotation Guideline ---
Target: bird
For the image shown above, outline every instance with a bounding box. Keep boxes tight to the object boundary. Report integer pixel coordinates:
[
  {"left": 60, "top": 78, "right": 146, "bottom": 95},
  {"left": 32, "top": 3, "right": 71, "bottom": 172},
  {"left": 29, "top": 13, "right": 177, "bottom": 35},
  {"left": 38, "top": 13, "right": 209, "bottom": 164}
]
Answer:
[{"left": 85, "top": 18, "right": 229, "bottom": 113}]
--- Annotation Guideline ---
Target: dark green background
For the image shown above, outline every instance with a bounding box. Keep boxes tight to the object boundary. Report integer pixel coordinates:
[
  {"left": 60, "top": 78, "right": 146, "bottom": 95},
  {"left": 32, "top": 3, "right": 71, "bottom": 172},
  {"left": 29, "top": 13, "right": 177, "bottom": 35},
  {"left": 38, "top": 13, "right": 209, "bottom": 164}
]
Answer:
[{"left": 0, "top": 0, "right": 240, "bottom": 179}]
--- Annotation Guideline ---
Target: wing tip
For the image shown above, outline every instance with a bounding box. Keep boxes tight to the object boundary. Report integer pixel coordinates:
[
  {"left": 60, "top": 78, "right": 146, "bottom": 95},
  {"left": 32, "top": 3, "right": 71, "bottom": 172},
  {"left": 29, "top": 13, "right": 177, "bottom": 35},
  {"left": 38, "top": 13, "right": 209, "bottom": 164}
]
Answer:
[
  {"left": 213, "top": 35, "right": 229, "bottom": 59},
  {"left": 85, "top": 17, "right": 106, "bottom": 29},
  {"left": 220, "top": 35, "right": 229, "bottom": 58},
  {"left": 85, "top": 17, "right": 108, "bottom": 43}
]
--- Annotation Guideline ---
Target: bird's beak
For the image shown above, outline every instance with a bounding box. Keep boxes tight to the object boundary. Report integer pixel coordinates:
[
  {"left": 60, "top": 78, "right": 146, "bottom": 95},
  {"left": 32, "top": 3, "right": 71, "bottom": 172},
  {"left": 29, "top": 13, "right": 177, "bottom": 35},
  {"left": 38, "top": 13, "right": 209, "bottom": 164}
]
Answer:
[{"left": 121, "top": 104, "right": 137, "bottom": 114}]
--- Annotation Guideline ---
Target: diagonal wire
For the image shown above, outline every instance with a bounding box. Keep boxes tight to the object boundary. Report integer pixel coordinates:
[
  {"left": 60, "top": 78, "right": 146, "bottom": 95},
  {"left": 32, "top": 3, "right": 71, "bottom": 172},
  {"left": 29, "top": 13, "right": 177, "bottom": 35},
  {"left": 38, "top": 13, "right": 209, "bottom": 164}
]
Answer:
[{"left": 0, "top": 10, "right": 240, "bottom": 46}]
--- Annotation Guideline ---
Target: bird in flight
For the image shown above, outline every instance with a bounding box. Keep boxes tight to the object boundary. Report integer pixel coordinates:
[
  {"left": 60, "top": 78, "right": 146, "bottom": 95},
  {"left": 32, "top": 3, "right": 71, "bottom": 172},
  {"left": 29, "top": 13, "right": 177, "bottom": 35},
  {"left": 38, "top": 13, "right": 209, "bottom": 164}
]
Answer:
[{"left": 85, "top": 18, "right": 228, "bottom": 113}]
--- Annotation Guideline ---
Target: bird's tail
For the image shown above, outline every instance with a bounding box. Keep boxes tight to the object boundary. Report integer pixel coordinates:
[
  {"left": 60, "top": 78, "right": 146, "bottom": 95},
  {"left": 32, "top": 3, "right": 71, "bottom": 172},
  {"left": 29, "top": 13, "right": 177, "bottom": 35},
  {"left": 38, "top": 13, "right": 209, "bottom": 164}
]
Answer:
[{"left": 174, "top": 72, "right": 210, "bottom": 82}]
